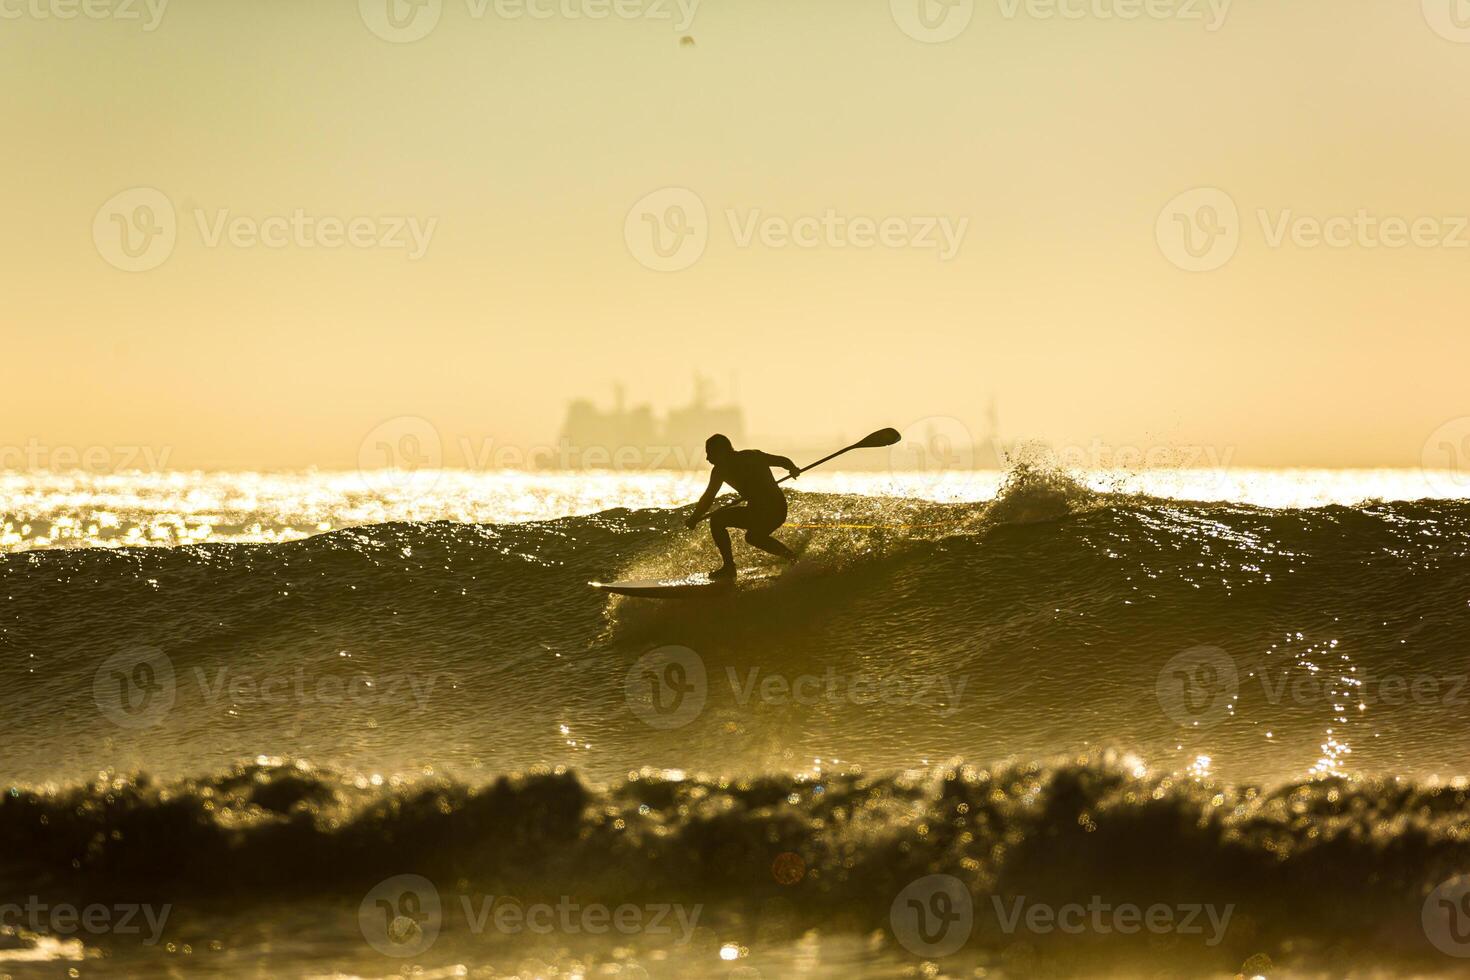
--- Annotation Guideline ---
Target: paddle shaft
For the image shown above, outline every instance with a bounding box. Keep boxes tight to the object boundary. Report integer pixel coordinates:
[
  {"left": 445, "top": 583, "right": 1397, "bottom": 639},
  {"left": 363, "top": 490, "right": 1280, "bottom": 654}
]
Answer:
[{"left": 775, "top": 441, "right": 868, "bottom": 484}]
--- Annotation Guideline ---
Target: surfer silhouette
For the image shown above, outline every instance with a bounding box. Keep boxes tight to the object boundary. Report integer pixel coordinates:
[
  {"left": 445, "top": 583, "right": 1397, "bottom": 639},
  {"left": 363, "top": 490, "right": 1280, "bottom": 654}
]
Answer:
[{"left": 686, "top": 434, "right": 799, "bottom": 578}]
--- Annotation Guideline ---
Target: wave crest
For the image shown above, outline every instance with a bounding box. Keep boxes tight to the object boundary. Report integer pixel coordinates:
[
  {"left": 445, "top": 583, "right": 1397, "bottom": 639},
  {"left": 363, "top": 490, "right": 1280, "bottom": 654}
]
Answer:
[{"left": 5, "top": 753, "right": 1468, "bottom": 956}]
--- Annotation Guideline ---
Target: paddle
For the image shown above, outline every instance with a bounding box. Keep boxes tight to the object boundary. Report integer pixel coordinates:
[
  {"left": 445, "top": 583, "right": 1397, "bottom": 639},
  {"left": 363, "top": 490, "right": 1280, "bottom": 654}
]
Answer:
[
  {"left": 691, "top": 428, "right": 901, "bottom": 522},
  {"left": 773, "top": 427, "right": 901, "bottom": 485}
]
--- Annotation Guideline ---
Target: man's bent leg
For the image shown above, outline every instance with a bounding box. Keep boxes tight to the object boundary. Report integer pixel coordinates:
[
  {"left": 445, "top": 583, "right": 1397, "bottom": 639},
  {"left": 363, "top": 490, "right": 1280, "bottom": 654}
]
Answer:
[
  {"left": 739, "top": 506, "right": 794, "bottom": 562},
  {"left": 745, "top": 532, "right": 796, "bottom": 561}
]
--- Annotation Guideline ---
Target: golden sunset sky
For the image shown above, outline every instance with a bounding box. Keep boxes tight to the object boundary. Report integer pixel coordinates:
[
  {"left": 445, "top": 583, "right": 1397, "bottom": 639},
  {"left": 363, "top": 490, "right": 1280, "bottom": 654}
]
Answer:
[{"left": 3, "top": 0, "right": 1468, "bottom": 468}]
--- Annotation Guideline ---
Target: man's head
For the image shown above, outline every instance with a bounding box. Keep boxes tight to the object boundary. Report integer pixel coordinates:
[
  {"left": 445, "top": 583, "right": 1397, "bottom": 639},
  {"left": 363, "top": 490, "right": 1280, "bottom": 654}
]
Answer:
[{"left": 705, "top": 433, "right": 734, "bottom": 464}]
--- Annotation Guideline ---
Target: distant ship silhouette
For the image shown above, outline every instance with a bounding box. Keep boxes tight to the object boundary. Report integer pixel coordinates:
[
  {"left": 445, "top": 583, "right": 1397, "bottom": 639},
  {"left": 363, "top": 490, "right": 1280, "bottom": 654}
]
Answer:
[
  {"left": 556, "top": 376, "right": 744, "bottom": 470},
  {"left": 555, "top": 380, "right": 1002, "bottom": 472}
]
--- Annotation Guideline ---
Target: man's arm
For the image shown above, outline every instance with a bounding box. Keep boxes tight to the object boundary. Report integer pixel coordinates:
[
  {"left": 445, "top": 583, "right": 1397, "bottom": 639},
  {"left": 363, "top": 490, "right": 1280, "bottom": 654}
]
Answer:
[
  {"left": 759, "top": 452, "right": 801, "bottom": 480},
  {"left": 685, "top": 469, "right": 724, "bottom": 527}
]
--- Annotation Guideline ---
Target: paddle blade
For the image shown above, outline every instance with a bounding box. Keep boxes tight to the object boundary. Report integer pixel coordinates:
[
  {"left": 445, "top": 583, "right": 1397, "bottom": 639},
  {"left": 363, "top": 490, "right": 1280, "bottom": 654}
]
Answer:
[{"left": 856, "top": 427, "right": 902, "bottom": 449}]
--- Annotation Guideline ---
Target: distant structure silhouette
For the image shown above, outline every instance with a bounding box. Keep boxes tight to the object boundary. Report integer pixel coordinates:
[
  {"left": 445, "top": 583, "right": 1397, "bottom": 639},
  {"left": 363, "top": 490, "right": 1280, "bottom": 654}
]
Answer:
[
  {"left": 556, "top": 386, "right": 1004, "bottom": 472},
  {"left": 558, "top": 376, "right": 745, "bottom": 469}
]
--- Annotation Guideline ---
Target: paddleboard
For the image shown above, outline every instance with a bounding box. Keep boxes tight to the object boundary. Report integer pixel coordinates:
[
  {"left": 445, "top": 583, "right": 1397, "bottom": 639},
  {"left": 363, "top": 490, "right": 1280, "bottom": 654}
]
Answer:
[{"left": 590, "top": 569, "right": 777, "bottom": 599}]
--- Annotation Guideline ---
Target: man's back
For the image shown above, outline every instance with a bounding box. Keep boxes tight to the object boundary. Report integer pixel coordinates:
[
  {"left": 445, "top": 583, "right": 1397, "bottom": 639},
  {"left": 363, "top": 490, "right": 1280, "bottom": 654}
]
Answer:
[{"left": 715, "top": 450, "right": 784, "bottom": 506}]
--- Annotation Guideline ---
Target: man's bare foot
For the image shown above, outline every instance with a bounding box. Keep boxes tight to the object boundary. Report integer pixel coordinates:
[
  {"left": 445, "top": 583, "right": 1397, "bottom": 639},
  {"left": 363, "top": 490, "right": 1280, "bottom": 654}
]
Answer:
[{"left": 709, "top": 563, "right": 737, "bottom": 580}]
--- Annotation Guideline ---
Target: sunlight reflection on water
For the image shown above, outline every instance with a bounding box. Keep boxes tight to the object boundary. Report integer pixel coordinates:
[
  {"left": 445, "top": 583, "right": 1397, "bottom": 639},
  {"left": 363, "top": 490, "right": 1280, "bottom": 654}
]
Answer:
[{"left": 0, "top": 467, "right": 1455, "bottom": 552}]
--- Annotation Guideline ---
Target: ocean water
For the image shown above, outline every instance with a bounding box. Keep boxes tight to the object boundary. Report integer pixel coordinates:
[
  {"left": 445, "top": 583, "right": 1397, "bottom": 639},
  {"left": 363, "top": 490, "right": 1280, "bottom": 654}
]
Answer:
[{"left": 4, "top": 466, "right": 1470, "bottom": 978}]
